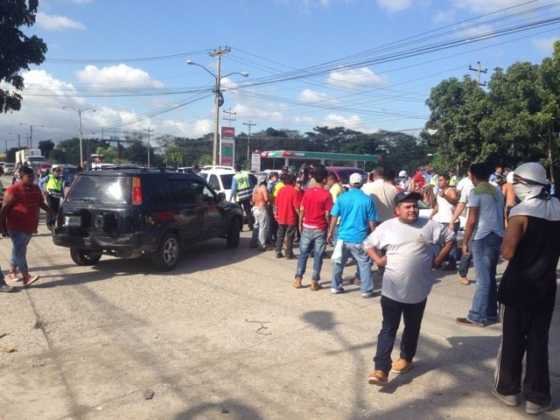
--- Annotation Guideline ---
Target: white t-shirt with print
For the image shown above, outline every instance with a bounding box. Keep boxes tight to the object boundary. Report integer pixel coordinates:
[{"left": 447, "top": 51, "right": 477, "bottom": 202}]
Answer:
[{"left": 364, "top": 217, "right": 455, "bottom": 304}]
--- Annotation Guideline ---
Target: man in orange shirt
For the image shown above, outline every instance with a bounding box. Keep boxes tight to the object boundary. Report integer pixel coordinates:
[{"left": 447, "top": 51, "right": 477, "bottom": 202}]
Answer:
[{"left": 251, "top": 175, "right": 270, "bottom": 251}]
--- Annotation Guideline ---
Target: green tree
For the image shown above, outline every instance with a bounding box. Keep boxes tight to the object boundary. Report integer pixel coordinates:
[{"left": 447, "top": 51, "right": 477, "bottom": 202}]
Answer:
[
  {"left": 0, "top": 0, "right": 47, "bottom": 112},
  {"left": 38, "top": 139, "right": 55, "bottom": 158},
  {"left": 425, "top": 76, "right": 490, "bottom": 172},
  {"left": 49, "top": 149, "right": 67, "bottom": 163}
]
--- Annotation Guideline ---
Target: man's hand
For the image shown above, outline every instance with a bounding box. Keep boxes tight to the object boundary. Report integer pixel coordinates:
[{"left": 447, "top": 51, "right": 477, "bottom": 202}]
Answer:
[
  {"left": 462, "top": 241, "right": 469, "bottom": 256},
  {"left": 377, "top": 255, "right": 388, "bottom": 268}
]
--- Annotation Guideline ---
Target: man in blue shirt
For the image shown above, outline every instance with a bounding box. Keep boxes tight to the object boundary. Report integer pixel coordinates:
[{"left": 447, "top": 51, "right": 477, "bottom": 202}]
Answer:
[{"left": 327, "top": 172, "right": 379, "bottom": 297}]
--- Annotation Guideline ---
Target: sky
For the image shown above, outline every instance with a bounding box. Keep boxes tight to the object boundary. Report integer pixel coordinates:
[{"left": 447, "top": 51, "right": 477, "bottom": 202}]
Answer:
[{"left": 2, "top": 0, "right": 560, "bottom": 148}]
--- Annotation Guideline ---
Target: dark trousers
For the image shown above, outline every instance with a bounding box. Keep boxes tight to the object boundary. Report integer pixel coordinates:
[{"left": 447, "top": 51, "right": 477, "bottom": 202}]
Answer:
[
  {"left": 495, "top": 299, "right": 555, "bottom": 405},
  {"left": 239, "top": 199, "right": 253, "bottom": 230},
  {"left": 46, "top": 195, "right": 60, "bottom": 227},
  {"left": 266, "top": 206, "right": 278, "bottom": 244},
  {"left": 276, "top": 224, "right": 295, "bottom": 256},
  {"left": 458, "top": 249, "right": 472, "bottom": 278},
  {"left": 374, "top": 296, "right": 427, "bottom": 374}
]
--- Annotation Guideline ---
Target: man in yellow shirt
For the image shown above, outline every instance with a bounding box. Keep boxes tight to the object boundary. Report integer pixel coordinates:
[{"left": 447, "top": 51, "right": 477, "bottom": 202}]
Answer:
[{"left": 326, "top": 173, "right": 343, "bottom": 203}]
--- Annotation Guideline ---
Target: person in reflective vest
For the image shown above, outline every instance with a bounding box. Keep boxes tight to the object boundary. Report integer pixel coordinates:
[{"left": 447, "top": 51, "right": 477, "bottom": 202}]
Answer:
[
  {"left": 231, "top": 164, "right": 254, "bottom": 230},
  {"left": 45, "top": 165, "right": 64, "bottom": 229}
]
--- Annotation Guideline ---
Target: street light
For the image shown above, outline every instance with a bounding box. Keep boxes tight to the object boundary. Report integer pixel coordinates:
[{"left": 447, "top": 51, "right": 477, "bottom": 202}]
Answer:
[
  {"left": 63, "top": 106, "right": 96, "bottom": 167},
  {"left": 186, "top": 57, "right": 248, "bottom": 166}
]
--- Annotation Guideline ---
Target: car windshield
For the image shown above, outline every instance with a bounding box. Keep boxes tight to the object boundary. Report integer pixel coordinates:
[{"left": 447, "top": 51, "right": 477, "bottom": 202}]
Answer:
[
  {"left": 67, "top": 175, "right": 131, "bottom": 205},
  {"left": 220, "top": 174, "right": 234, "bottom": 189}
]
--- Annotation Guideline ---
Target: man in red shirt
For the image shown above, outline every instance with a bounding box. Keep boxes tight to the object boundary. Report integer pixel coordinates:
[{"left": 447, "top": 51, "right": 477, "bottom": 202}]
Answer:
[
  {"left": 411, "top": 168, "right": 426, "bottom": 192},
  {"left": 274, "top": 174, "right": 299, "bottom": 259},
  {"left": 1, "top": 166, "right": 52, "bottom": 287},
  {"left": 293, "top": 165, "right": 333, "bottom": 291}
]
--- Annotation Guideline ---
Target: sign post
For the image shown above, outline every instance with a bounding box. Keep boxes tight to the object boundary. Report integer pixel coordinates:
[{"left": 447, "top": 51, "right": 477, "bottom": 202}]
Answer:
[
  {"left": 251, "top": 152, "right": 261, "bottom": 172},
  {"left": 220, "top": 127, "right": 235, "bottom": 167}
]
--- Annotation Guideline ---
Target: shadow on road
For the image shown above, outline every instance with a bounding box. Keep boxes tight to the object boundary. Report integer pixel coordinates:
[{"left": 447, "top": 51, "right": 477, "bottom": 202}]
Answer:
[{"left": 174, "top": 400, "right": 263, "bottom": 420}]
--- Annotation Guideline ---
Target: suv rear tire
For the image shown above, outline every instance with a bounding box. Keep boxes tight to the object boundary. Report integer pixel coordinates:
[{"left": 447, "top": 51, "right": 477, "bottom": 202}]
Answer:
[
  {"left": 70, "top": 248, "right": 102, "bottom": 266},
  {"left": 152, "top": 232, "right": 180, "bottom": 271},
  {"left": 226, "top": 217, "right": 242, "bottom": 248}
]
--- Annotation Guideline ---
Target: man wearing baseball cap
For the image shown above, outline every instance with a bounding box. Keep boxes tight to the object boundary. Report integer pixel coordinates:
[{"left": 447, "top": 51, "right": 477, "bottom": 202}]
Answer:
[
  {"left": 328, "top": 172, "right": 378, "bottom": 297},
  {"left": 493, "top": 162, "right": 560, "bottom": 415},
  {"left": 364, "top": 191, "right": 454, "bottom": 385}
]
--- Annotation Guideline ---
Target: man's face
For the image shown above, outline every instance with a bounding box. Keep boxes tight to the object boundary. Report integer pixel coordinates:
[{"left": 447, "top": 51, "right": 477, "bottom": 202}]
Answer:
[
  {"left": 326, "top": 177, "right": 335, "bottom": 187},
  {"left": 396, "top": 201, "right": 419, "bottom": 223},
  {"left": 496, "top": 167, "right": 503, "bottom": 175},
  {"left": 22, "top": 173, "right": 34, "bottom": 185},
  {"left": 53, "top": 169, "right": 62, "bottom": 177},
  {"left": 438, "top": 176, "right": 449, "bottom": 190}
]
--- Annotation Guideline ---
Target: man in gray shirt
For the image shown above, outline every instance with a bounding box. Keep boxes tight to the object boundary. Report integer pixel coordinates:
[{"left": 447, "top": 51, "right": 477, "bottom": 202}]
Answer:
[
  {"left": 365, "top": 191, "right": 454, "bottom": 385},
  {"left": 457, "top": 163, "right": 504, "bottom": 327}
]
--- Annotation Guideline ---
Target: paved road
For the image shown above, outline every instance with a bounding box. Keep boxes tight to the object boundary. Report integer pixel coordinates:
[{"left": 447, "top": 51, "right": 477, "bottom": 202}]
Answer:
[{"left": 1, "top": 224, "right": 559, "bottom": 420}]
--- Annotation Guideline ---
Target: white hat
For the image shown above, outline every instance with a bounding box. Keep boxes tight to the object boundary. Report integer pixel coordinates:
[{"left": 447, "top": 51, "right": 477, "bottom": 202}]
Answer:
[
  {"left": 51, "top": 164, "right": 61, "bottom": 170},
  {"left": 398, "top": 170, "right": 408, "bottom": 178},
  {"left": 349, "top": 172, "right": 363, "bottom": 185},
  {"left": 514, "top": 162, "right": 549, "bottom": 185}
]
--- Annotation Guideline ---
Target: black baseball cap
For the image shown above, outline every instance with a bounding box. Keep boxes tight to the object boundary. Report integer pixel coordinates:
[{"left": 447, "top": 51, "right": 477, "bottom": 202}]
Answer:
[{"left": 395, "top": 191, "right": 423, "bottom": 204}]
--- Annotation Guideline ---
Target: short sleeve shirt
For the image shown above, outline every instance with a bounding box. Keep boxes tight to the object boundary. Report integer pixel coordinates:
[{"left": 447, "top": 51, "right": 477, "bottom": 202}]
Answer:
[
  {"left": 275, "top": 185, "right": 299, "bottom": 225},
  {"left": 301, "top": 187, "right": 333, "bottom": 230},
  {"left": 332, "top": 188, "right": 378, "bottom": 243},
  {"left": 468, "top": 186, "right": 505, "bottom": 240},
  {"left": 364, "top": 217, "right": 455, "bottom": 304},
  {"left": 5, "top": 182, "right": 44, "bottom": 234}
]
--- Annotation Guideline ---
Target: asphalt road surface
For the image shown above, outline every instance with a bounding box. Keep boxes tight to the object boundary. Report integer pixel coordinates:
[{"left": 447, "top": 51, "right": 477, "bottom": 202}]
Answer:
[{"left": 1, "top": 223, "right": 559, "bottom": 420}]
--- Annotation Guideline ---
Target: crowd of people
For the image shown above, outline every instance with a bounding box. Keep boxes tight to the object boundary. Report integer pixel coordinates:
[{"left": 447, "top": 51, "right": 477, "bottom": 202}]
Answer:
[
  {"left": 0, "top": 159, "right": 558, "bottom": 415},
  {"left": 231, "top": 160, "right": 559, "bottom": 415}
]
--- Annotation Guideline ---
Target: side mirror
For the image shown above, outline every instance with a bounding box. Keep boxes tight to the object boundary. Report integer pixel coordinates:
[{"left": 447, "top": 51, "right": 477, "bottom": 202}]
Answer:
[{"left": 217, "top": 192, "right": 226, "bottom": 202}]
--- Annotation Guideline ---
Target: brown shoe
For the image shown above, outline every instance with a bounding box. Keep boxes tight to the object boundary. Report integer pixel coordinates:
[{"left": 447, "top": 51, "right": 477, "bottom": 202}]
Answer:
[
  {"left": 22, "top": 274, "right": 40, "bottom": 287},
  {"left": 293, "top": 276, "right": 303, "bottom": 289},
  {"left": 368, "top": 370, "right": 388, "bottom": 385},
  {"left": 391, "top": 358, "right": 412, "bottom": 374},
  {"left": 310, "top": 280, "right": 322, "bottom": 291},
  {"left": 458, "top": 276, "right": 472, "bottom": 285}
]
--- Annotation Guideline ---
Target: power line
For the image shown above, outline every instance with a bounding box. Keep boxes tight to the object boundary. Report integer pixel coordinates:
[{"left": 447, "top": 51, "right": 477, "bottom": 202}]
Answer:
[{"left": 46, "top": 49, "right": 211, "bottom": 64}]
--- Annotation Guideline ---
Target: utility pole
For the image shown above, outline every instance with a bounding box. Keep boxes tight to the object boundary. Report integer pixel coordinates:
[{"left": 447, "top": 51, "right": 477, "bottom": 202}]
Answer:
[
  {"left": 469, "top": 61, "right": 488, "bottom": 86},
  {"left": 145, "top": 128, "right": 153, "bottom": 168},
  {"left": 63, "top": 107, "right": 95, "bottom": 167},
  {"left": 210, "top": 46, "right": 231, "bottom": 166},
  {"left": 17, "top": 134, "right": 21, "bottom": 148},
  {"left": 29, "top": 125, "right": 33, "bottom": 148},
  {"left": 242, "top": 121, "right": 256, "bottom": 169}
]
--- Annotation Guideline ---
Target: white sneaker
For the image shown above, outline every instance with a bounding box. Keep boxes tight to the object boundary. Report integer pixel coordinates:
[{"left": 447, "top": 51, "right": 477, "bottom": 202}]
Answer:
[
  {"left": 330, "top": 287, "right": 344, "bottom": 294},
  {"left": 525, "top": 400, "right": 551, "bottom": 415}
]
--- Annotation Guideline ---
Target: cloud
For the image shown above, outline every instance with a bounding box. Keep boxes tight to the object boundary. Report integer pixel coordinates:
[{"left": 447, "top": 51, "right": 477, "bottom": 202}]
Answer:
[
  {"left": 533, "top": 37, "right": 559, "bottom": 54},
  {"left": 377, "top": 0, "right": 412, "bottom": 12},
  {"left": 298, "top": 88, "right": 333, "bottom": 103},
  {"left": 76, "top": 64, "right": 164, "bottom": 90},
  {"left": 221, "top": 77, "right": 239, "bottom": 90},
  {"left": 0, "top": 70, "right": 210, "bottom": 142},
  {"left": 457, "top": 23, "right": 494, "bottom": 38},
  {"left": 327, "top": 67, "right": 386, "bottom": 89},
  {"left": 433, "top": 9, "right": 456, "bottom": 24},
  {"left": 36, "top": 12, "right": 86, "bottom": 31},
  {"left": 452, "top": 0, "right": 527, "bottom": 14},
  {"left": 231, "top": 103, "right": 284, "bottom": 121},
  {"left": 322, "top": 113, "right": 378, "bottom": 132}
]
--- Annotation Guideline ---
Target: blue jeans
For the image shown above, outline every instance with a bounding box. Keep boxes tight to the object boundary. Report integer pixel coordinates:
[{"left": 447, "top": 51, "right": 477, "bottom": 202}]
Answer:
[
  {"left": 331, "top": 242, "right": 373, "bottom": 293},
  {"left": 9, "top": 230, "right": 32, "bottom": 274},
  {"left": 468, "top": 232, "right": 501, "bottom": 324},
  {"left": 295, "top": 228, "right": 327, "bottom": 281}
]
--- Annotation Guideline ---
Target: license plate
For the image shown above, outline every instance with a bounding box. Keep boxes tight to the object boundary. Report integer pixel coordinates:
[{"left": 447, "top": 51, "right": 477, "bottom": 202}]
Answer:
[{"left": 64, "top": 216, "right": 81, "bottom": 227}]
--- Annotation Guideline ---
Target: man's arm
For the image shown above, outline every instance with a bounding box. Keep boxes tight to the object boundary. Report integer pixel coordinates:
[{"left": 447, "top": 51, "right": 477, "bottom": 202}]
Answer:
[
  {"left": 298, "top": 206, "right": 305, "bottom": 233},
  {"left": 327, "top": 216, "right": 337, "bottom": 243},
  {"left": 430, "top": 202, "right": 439, "bottom": 219},
  {"left": 442, "top": 188, "right": 459, "bottom": 205},
  {"left": 501, "top": 216, "right": 527, "bottom": 260},
  {"left": 462, "top": 207, "right": 479, "bottom": 254},
  {"left": 367, "top": 247, "right": 387, "bottom": 267},
  {"left": 449, "top": 202, "right": 466, "bottom": 226},
  {"left": 230, "top": 177, "right": 237, "bottom": 202},
  {"left": 434, "top": 240, "right": 454, "bottom": 267}
]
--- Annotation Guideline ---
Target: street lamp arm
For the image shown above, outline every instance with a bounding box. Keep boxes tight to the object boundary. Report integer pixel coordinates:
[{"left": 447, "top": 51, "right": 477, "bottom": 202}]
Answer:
[
  {"left": 186, "top": 61, "right": 217, "bottom": 80},
  {"left": 222, "top": 72, "right": 249, "bottom": 79}
]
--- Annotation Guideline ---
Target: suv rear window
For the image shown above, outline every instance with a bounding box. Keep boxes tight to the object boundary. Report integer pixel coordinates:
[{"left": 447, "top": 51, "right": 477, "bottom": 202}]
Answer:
[
  {"left": 220, "top": 174, "right": 234, "bottom": 189},
  {"left": 68, "top": 175, "right": 131, "bottom": 205}
]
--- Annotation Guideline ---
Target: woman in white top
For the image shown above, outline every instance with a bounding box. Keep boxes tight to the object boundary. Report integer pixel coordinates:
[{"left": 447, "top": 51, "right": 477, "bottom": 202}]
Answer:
[{"left": 430, "top": 174, "right": 459, "bottom": 268}]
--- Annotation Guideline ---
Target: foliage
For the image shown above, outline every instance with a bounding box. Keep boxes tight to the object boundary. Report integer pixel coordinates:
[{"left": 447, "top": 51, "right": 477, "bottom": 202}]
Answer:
[
  {"left": 38, "top": 140, "right": 55, "bottom": 158},
  {"left": 0, "top": 0, "right": 47, "bottom": 112}
]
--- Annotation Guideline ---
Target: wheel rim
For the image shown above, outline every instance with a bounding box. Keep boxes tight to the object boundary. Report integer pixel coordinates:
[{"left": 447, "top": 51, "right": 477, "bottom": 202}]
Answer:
[
  {"left": 83, "top": 251, "right": 101, "bottom": 262},
  {"left": 162, "top": 237, "right": 179, "bottom": 265}
]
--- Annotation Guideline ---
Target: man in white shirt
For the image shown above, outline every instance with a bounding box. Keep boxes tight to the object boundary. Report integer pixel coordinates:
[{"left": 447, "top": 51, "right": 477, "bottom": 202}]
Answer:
[
  {"left": 450, "top": 170, "right": 475, "bottom": 284},
  {"left": 362, "top": 167, "right": 398, "bottom": 223},
  {"left": 365, "top": 191, "right": 455, "bottom": 385}
]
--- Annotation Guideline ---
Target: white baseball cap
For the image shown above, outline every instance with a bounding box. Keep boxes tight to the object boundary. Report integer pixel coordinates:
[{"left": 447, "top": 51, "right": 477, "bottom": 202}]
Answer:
[
  {"left": 349, "top": 172, "right": 363, "bottom": 185},
  {"left": 398, "top": 170, "right": 408, "bottom": 178},
  {"left": 514, "top": 162, "right": 549, "bottom": 185}
]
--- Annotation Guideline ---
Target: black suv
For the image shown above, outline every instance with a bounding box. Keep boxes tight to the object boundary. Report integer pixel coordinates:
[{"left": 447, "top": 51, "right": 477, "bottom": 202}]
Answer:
[{"left": 53, "top": 169, "right": 243, "bottom": 270}]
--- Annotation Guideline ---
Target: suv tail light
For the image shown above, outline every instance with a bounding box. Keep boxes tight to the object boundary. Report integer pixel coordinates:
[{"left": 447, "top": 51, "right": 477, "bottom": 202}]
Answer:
[{"left": 132, "top": 176, "right": 143, "bottom": 205}]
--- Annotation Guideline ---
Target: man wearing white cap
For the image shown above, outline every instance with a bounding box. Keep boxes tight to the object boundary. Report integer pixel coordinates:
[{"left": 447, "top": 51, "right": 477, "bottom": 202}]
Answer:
[
  {"left": 493, "top": 162, "right": 560, "bottom": 415},
  {"left": 327, "top": 172, "right": 378, "bottom": 297}
]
